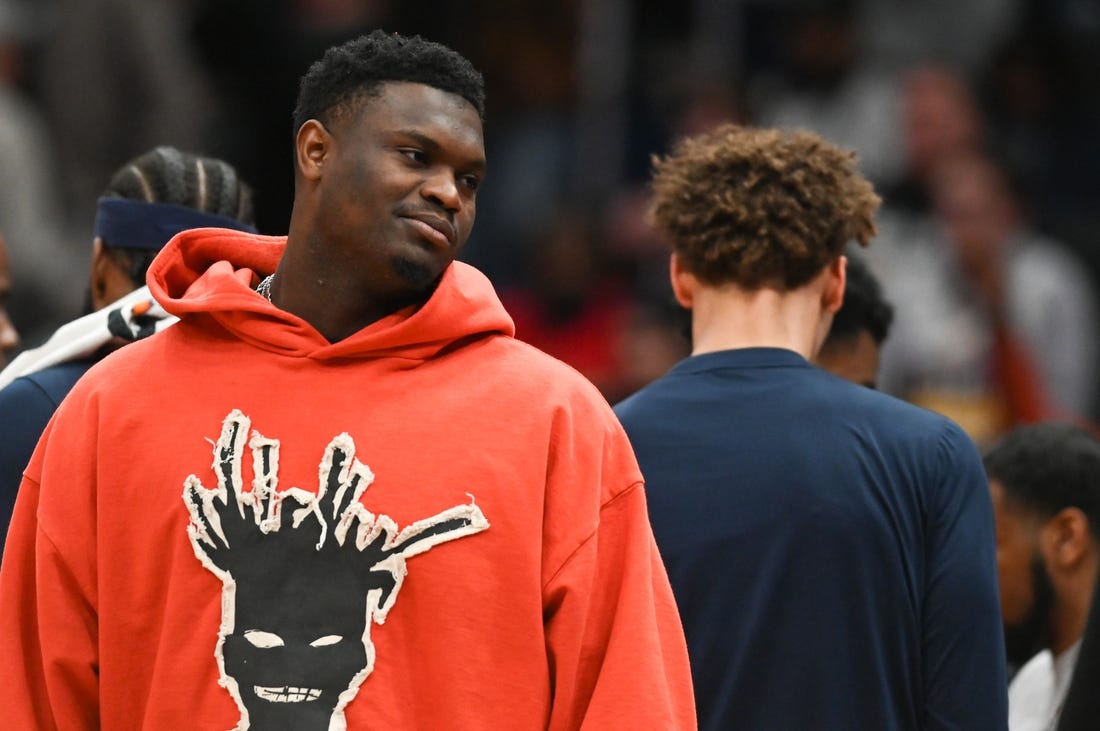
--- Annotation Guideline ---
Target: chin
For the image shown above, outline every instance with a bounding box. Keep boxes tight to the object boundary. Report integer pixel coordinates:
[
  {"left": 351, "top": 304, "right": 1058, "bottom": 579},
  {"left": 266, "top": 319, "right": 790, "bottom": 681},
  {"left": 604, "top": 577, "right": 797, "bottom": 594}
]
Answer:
[{"left": 392, "top": 255, "right": 443, "bottom": 293}]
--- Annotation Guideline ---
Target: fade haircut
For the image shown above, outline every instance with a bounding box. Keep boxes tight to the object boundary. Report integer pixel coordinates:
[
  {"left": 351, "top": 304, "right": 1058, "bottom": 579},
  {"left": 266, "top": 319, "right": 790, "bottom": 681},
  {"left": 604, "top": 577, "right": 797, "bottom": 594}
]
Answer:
[
  {"left": 292, "top": 30, "right": 486, "bottom": 136},
  {"left": 649, "top": 124, "right": 880, "bottom": 290},
  {"left": 100, "top": 146, "right": 255, "bottom": 286},
  {"left": 822, "top": 253, "right": 894, "bottom": 348},
  {"left": 984, "top": 422, "right": 1100, "bottom": 536}
]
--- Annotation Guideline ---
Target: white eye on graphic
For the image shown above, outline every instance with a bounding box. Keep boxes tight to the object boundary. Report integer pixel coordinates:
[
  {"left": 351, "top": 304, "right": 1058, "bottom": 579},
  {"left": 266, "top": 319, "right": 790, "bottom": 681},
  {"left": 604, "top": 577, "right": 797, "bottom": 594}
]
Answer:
[
  {"left": 310, "top": 635, "right": 343, "bottom": 648},
  {"left": 243, "top": 630, "right": 285, "bottom": 649}
]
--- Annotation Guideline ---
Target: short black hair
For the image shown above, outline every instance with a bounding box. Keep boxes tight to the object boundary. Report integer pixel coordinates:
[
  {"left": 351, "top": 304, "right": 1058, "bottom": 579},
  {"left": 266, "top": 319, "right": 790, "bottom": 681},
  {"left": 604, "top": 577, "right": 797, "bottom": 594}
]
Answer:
[
  {"left": 824, "top": 253, "right": 893, "bottom": 347},
  {"left": 100, "top": 146, "right": 255, "bottom": 287},
  {"left": 984, "top": 422, "right": 1100, "bottom": 535},
  {"left": 292, "top": 30, "right": 486, "bottom": 135}
]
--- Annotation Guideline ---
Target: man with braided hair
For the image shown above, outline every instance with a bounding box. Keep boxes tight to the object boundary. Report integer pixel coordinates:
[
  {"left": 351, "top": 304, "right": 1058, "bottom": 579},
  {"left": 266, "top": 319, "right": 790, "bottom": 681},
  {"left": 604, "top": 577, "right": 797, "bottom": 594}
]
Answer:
[
  {"left": 0, "top": 145, "right": 256, "bottom": 553},
  {"left": 615, "top": 124, "right": 1007, "bottom": 730},
  {"left": 0, "top": 31, "right": 694, "bottom": 730}
]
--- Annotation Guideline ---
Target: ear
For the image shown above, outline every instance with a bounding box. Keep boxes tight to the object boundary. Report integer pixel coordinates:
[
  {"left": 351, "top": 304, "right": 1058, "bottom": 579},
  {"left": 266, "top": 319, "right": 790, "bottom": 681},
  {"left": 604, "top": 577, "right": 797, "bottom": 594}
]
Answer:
[
  {"left": 296, "top": 120, "right": 332, "bottom": 183},
  {"left": 90, "top": 239, "right": 140, "bottom": 311},
  {"left": 1041, "top": 507, "right": 1093, "bottom": 570},
  {"left": 669, "top": 253, "right": 698, "bottom": 309},
  {"left": 822, "top": 255, "right": 847, "bottom": 315},
  {"left": 90, "top": 237, "right": 116, "bottom": 311}
]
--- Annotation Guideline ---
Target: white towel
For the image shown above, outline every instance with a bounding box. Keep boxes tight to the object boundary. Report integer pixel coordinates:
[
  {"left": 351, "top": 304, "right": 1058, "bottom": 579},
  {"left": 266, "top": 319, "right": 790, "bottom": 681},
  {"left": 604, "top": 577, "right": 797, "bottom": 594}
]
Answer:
[{"left": 0, "top": 285, "right": 177, "bottom": 390}]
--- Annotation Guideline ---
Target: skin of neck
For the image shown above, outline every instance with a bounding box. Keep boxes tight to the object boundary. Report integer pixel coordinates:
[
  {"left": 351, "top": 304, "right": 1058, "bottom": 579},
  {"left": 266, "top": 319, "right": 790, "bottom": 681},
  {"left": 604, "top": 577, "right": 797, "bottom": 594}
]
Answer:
[
  {"left": 671, "top": 253, "right": 846, "bottom": 360},
  {"left": 270, "top": 223, "right": 420, "bottom": 343}
]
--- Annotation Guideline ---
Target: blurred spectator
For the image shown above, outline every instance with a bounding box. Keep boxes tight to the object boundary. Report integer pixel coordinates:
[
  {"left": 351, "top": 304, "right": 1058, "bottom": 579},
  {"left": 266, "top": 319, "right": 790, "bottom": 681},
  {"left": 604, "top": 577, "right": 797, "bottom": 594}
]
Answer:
[
  {"left": 815, "top": 252, "right": 894, "bottom": 389},
  {"left": 857, "top": 0, "right": 1022, "bottom": 73},
  {"left": 877, "top": 151, "right": 1098, "bottom": 445},
  {"left": 0, "top": 0, "right": 82, "bottom": 346},
  {"left": 977, "top": 7, "right": 1100, "bottom": 283},
  {"left": 747, "top": 0, "right": 904, "bottom": 186},
  {"left": 35, "top": 0, "right": 211, "bottom": 235},
  {"left": 0, "top": 231, "right": 20, "bottom": 365},
  {"left": 984, "top": 423, "right": 1100, "bottom": 729},
  {"left": 458, "top": 9, "right": 577, "bottom": 288},
  {"left": 881, "top": 64, "right": 987, "bottom": 216}
]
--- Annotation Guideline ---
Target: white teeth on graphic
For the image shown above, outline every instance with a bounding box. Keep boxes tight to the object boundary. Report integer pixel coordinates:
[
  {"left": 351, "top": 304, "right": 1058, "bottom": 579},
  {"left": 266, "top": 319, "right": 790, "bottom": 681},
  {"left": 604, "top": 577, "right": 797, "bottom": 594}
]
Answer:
[{"left": 253, "top": 686, "right": 322, "bottom": 703}]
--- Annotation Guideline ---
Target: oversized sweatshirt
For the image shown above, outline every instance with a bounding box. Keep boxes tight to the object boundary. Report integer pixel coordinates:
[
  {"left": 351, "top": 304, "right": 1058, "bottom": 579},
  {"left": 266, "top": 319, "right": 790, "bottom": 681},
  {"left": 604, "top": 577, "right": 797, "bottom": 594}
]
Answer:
[{"left": 0, "top": 229, "right": 696, "bottom": 731}]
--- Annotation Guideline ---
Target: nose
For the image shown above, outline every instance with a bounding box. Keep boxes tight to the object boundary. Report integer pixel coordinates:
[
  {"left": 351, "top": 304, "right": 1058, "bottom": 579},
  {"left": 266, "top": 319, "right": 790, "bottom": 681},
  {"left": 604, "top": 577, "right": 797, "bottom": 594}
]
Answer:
[{"left": 421, "top": 169, "right": 461, "bottom": 213}]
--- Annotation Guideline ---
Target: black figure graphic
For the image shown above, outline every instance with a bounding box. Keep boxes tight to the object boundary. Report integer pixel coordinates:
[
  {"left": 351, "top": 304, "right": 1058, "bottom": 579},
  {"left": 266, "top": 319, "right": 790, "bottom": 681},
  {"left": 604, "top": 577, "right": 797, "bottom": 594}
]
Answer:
[{"left": 184, "top": 410, "right": 489, "bottom": 731}]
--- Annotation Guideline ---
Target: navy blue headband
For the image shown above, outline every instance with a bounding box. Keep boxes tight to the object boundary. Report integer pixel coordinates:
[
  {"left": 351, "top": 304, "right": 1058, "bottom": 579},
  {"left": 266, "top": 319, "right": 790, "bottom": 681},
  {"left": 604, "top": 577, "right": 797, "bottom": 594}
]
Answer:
[{"left": 93, "top": 197, "right": 258, "bottom": 251}]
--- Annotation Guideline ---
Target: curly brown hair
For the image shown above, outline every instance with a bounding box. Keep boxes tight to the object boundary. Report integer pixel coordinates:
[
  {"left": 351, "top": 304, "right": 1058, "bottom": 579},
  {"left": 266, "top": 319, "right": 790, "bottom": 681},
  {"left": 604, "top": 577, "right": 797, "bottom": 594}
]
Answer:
[{"left": 649, "top": 124, "right": 880, "bottom": 290}]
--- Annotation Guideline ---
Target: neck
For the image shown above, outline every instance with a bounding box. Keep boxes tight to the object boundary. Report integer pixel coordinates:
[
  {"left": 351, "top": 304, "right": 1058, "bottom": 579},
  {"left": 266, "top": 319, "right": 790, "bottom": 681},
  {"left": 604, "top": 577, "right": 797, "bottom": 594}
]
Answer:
[
  {"left": 689, "top": 284, "right": 832, "bottom": 359},
  {"left": 269, "top": 231, "right": 428, "bottom": 343}
]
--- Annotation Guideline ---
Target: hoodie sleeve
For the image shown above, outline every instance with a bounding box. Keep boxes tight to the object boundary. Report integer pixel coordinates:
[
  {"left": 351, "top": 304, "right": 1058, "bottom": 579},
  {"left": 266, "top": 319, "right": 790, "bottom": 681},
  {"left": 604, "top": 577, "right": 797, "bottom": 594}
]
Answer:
[
  {"left": 543, "top": 480, "right": 697, "bottom": 730},
  {"left": 0, "top": 472, "right": 101, "bottom": 730},
  {"left": 0, "top": 402, "right": 102, "bottom": 730}
]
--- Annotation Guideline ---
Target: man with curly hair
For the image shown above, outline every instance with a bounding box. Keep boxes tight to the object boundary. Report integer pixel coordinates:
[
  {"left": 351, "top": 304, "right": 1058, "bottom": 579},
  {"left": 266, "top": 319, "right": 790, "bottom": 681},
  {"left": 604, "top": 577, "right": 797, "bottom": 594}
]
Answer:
[
  {"left": 0, "top": 31, "right": 695, "bottom": 729},
  {"left": 615, "top": 124, "right": 1007, "bottom": 730}
]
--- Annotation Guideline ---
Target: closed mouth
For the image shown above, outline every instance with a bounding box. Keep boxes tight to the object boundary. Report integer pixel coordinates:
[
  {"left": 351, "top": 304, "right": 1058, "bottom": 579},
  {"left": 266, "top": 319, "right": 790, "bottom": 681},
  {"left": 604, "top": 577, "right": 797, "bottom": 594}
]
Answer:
[{"left": 400, "top": 213, "right": 455, "bottom": 248}]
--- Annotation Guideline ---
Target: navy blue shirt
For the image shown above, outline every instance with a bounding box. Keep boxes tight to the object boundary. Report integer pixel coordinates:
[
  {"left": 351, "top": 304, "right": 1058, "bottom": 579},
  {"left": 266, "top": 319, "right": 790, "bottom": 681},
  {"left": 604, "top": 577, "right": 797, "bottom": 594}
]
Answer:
[
  {"left": 0, "top": 359, "right": 95, "bottom": 552},
  {"left": 616, "top": 348, "right": 1007, "bottom": 731}
]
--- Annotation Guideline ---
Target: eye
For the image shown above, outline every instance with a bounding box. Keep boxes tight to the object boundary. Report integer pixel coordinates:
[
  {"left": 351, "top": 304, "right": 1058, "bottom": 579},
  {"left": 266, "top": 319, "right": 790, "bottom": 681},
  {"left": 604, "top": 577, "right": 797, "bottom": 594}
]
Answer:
[
  {"left": 400, "top": 148, "right": 428, "bottom": 165},
  {"left": 460, "top": 174, "right": 481, "bottom": 192},
  {"left": 310, "top": 634, "right": 343, "bottom": 647},
  {"left": 243, "top": 630, "right": 285, "bottom": 648}
]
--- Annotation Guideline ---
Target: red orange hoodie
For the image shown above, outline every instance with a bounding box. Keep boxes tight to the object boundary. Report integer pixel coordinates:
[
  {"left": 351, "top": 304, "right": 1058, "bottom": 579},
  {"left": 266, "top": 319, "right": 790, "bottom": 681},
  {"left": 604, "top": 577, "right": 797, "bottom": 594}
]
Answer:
[{"left": 0, "top": 229, "right": 696, "bottom": 730}]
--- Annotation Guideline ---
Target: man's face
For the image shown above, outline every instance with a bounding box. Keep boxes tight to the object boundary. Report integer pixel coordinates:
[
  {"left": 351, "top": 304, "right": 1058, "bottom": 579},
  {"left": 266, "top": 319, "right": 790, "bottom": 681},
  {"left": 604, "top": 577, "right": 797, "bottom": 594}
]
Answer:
[
  {"left": 0, "top": 233, "right": 20, "bottom": 365},
  {"left": 312, "top": 81, "right": 485, "bottom": 303},
  {"left": 815, "top": 330, "right": 881, "bottom": 389},
  {"left": 990, "top": 478, "right": 1056, "bottom": 666}
]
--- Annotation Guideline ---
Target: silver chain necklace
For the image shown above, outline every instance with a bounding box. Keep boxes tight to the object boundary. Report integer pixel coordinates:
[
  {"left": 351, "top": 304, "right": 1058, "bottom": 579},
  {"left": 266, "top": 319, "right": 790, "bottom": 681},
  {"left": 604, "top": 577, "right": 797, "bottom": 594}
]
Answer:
[{"left": 255, "top": 274, "right": 275, "bottom": 302}]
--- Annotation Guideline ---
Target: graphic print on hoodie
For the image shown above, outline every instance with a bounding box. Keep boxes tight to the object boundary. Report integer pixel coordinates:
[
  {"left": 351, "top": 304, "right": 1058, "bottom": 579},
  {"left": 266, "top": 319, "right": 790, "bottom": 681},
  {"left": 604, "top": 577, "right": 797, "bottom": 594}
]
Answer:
[{"left": 184, "top": 409, "right": 490, "bottom": 731}]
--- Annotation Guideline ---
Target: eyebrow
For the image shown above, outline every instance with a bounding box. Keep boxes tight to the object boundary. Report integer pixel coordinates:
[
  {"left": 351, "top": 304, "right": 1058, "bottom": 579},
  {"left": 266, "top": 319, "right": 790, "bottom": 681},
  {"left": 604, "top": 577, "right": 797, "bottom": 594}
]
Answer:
[{"left": 398, "top": 129, "right": 487, "bottom": 173}]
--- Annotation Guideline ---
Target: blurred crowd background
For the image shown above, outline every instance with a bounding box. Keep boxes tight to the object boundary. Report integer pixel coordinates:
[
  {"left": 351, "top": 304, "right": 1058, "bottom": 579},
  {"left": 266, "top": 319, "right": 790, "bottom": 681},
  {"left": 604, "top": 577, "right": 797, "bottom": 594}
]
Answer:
[{"left": 1, "top": 0, "right": 1098, "bottom": 444}]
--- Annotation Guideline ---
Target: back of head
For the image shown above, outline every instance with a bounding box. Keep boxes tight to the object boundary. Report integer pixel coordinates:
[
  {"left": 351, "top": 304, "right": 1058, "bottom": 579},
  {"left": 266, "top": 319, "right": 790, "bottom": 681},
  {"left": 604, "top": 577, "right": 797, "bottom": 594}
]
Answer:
[
  {"left": 822, "top": 253, "right": 894, "bottom": 349},
  {"left": 984, "top": 422, "right": 1100, "bottom": 534},
  {"left": 97, "top": 146, "right": 256, "bottom": 288},
  {"left": 648, "top": 123, "right": 880, "bottom": 290},
  {"left": 291, "top": 30, "right": 486, "bottom": 135}
]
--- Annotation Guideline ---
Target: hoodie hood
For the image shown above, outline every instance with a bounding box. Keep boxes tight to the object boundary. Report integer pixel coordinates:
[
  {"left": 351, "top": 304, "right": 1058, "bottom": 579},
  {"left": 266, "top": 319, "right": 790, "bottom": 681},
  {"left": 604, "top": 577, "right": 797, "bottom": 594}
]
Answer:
[{"left": 147, "top": 227, "right": 514, "bottom": 361}]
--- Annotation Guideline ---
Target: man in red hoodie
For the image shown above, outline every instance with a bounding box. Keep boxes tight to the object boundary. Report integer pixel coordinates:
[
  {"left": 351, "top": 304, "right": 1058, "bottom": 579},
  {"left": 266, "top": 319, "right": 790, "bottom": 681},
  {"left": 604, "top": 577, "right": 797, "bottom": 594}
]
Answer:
[{"left": 0, "top": 31, "right": 695, "bottom": 730}]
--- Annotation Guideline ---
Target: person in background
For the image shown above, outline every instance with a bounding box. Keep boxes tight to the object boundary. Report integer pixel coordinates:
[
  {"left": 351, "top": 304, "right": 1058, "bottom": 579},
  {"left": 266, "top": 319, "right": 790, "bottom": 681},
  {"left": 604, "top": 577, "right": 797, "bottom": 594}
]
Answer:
[
  {"left": 0, "top": 231, "right": 20, "bottom": 366},
  {"left": 984, "top": 422, "right": 1100, "bottom": 730},
  {"left": 615, "top": 123, "right": 1007, "bottom": 730},
  {"left": 0, "top": 31, "right": 695, "bottom": 730},
  {"left": 877, "top": 151, "right": 1097, "bottom": 444},
  {"left": 814, "top": 251, "right": 894, "bottom": 388},
  {"left": 0, "top": 146, "right": 256, "bottom": 552}
]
